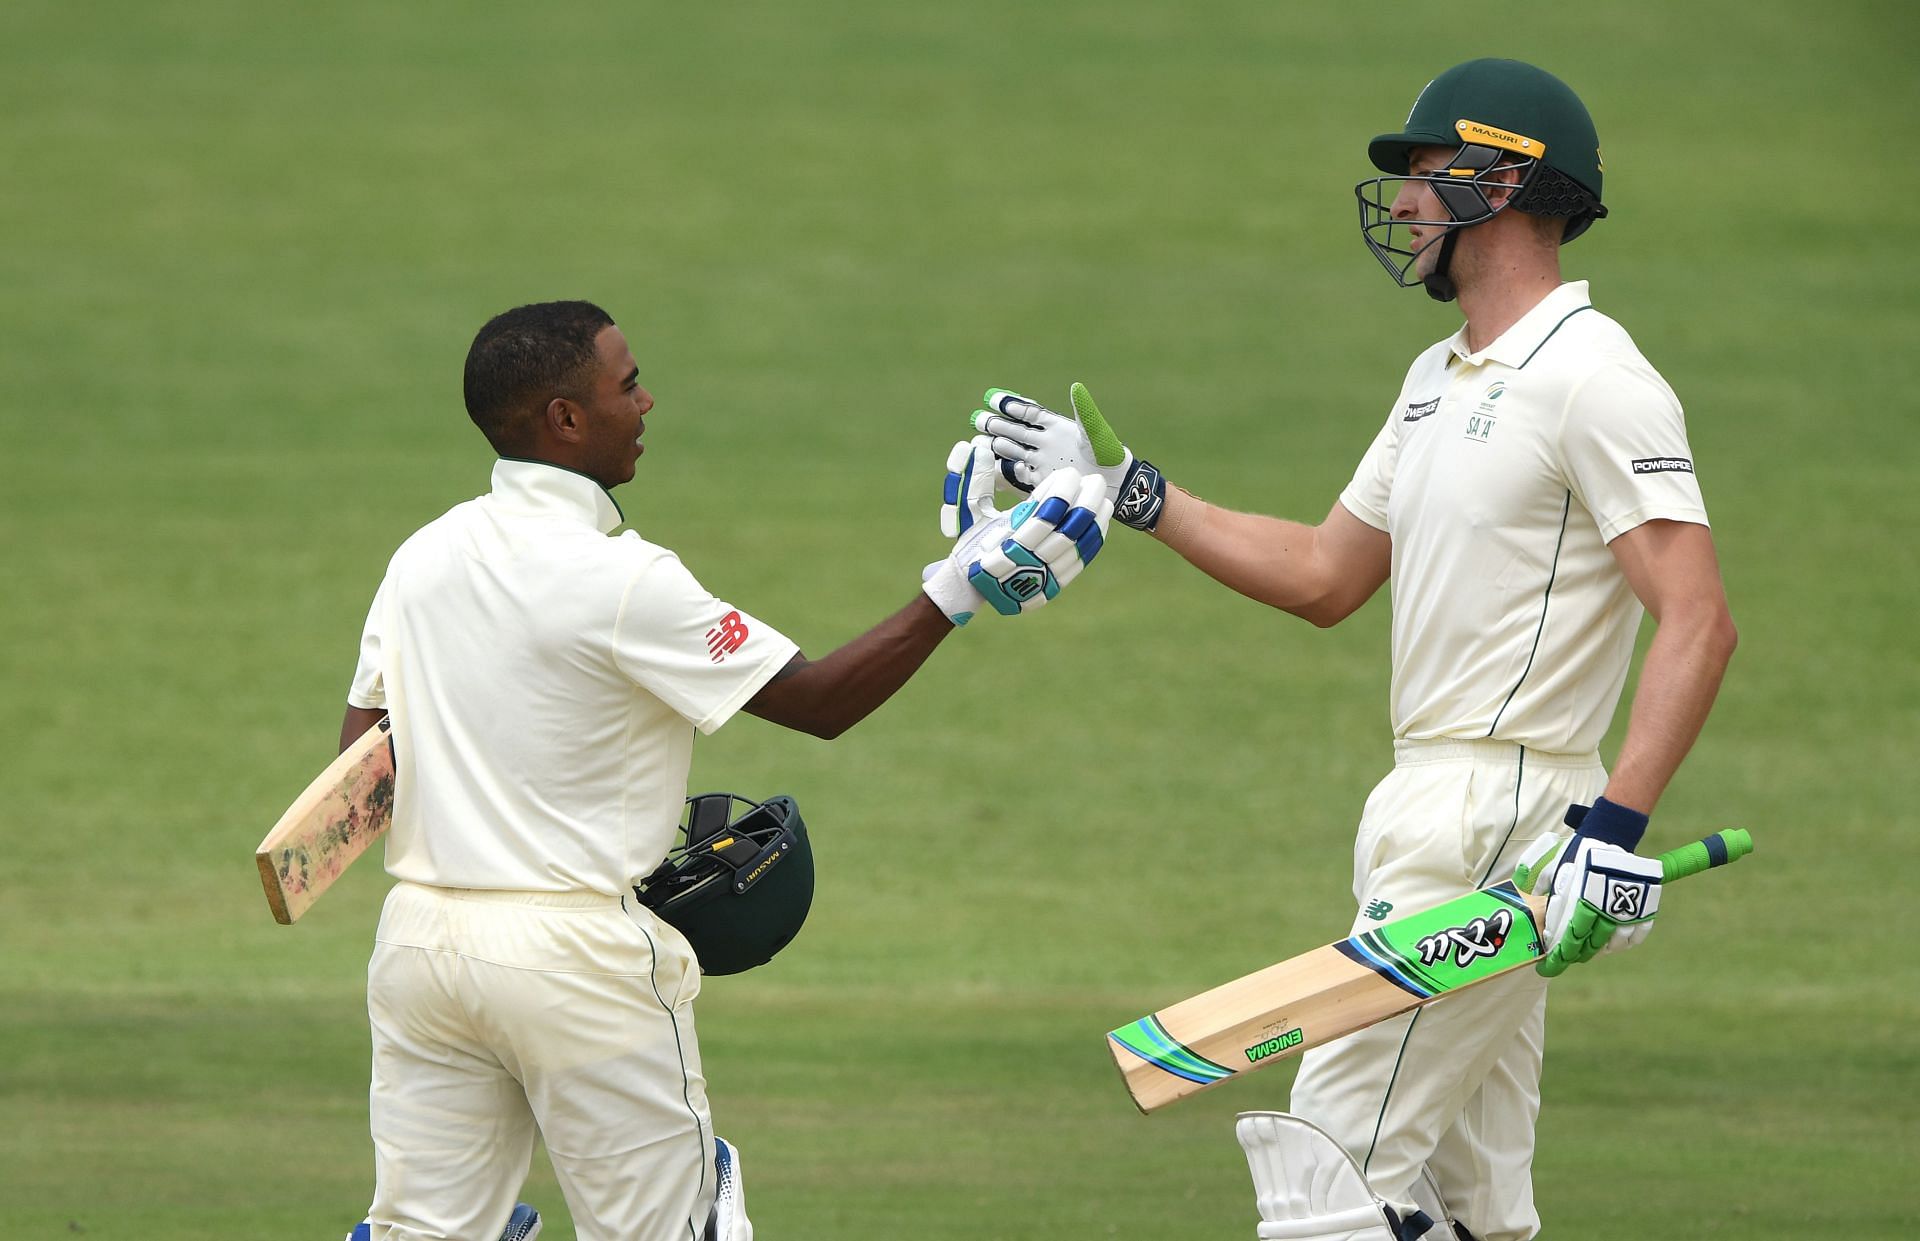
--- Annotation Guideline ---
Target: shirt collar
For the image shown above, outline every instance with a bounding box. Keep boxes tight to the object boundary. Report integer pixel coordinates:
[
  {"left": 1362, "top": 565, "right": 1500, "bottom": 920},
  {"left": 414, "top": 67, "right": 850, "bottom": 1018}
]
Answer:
[
  {"left": 1445, "top": 280, "right": 1593, "bottom": 369},
  {"left": 488, "top": 458, "right": 625, "bottom": 534}
]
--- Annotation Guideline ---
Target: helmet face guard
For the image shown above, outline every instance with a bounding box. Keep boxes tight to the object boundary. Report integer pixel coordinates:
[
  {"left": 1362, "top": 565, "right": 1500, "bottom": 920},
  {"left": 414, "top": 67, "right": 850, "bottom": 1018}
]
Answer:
[
  {"left": 1359, "top": 60, "right": 1609, "bottom": 299},
  {"left": 635, "top": 792, "right": 814, "bottom": 975},
  {"left": 1355, "top": 142, "right": 1540, "bottom": 292}
]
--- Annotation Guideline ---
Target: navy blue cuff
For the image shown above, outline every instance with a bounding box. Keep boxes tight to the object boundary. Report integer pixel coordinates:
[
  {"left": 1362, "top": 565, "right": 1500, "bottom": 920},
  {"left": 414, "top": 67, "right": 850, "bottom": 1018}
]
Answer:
[
  {"left": 1114, "top": 458, "right": 1166, "bottom": 531},
  {"left": 1572, "top": 796, "right": 1649, "bottom": 850}
]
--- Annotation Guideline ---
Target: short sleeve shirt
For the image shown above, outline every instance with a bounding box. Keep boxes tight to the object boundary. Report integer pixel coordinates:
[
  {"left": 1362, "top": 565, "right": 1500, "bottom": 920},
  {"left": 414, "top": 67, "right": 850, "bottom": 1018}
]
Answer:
[
  {"left": 349, "top": 459, "right": 800, "bottom": 894},
  {"left": 1339, "top": 281, "right": 1708, "bottom": 753}
]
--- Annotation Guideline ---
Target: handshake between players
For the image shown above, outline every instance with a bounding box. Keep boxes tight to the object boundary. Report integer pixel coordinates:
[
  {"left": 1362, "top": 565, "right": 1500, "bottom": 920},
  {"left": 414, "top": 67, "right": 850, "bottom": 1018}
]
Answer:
[{"left": 946, "top": 380, "right": 1679, "bottom": 979}]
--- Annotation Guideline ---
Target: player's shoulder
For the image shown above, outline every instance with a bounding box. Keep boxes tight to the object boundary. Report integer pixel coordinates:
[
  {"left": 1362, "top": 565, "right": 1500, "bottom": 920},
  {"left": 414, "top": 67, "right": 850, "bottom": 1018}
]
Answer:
[
  {"left": 1531, "top": 300, "right": 1665, "bottom": 379},
  {"left": 1519, "top": 301, "right": 1677, "bottom": 418},
  {"left": 1568, "top": 310, "right": 1678, "bottom": 403},
  {"left": 386, "top": 495, "right": 484, "bottom": 564},
  {"left": 1403, "top": 337, "right": 1457, "bottom": 384},
  {"left": 1559, "top": 302, "right": 1655, "bottom": 363}
]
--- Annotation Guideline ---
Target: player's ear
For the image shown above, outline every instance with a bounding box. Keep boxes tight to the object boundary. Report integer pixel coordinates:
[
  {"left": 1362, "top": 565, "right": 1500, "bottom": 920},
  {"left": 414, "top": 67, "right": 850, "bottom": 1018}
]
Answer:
[{"left": 545, "top": 396, "right": 582, "bottom": 442}]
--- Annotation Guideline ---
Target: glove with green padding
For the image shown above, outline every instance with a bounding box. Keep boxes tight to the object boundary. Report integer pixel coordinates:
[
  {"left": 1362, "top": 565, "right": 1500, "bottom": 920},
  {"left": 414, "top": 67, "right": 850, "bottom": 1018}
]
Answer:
[
  {"left": 1514, "top": 799, "right": 1664, "bottom": 977},
  {"left": 972, "top": 384, "right": 1168, "bottom": 531},
  {"left": 1516, "top": 823, "right": 1755, "bottom": 977}
]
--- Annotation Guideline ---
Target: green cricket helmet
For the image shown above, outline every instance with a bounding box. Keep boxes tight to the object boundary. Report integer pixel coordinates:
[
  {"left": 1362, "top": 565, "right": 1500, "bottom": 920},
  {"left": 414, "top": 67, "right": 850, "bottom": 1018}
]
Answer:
[
  {"left": 1356, "top": 59, "right": 1608, "bottom": 300},
  {"left": 636, "top": 792, "right": 813, "bottom": 975}
]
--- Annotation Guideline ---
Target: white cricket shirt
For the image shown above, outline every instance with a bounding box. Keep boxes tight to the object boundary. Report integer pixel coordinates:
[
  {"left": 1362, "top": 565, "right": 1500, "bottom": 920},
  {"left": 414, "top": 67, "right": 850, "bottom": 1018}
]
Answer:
[
  {"left": 347, "top": 458, "right": 799, "bottom": 894},
  {"left": 1339, "top": 281, "right": 1708, "bottom": 754}
]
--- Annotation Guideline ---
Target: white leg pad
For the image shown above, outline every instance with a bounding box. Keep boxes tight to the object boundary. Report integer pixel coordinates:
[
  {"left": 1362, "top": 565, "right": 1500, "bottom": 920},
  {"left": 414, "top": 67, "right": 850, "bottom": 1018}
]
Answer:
[
  {"left": 709, "top": 1137, "right": 753, "bottom": 1241},
  {"left": 1236, "top": 1112, "right": 1404, "bottom": 1241}
]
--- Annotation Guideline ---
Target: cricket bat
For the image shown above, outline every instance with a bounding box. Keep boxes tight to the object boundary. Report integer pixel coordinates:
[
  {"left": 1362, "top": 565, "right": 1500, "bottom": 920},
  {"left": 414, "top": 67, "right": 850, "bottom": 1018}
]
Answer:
[
  {"left": 254, "top": 717, "right": 395, "bottom": 924},
  {"left": 1108, "top": 829, "right": 1753, "bottom": 1113}
]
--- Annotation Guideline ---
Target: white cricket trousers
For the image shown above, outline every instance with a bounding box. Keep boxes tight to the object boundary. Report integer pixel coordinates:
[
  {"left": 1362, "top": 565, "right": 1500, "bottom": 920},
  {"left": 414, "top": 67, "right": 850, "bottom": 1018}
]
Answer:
[
  {"left": 366, "top": 881, "right": 716, "bottom": 1241},
  {"left": 1288, "top": 738, "right": 1605, "bottom": 1241}
]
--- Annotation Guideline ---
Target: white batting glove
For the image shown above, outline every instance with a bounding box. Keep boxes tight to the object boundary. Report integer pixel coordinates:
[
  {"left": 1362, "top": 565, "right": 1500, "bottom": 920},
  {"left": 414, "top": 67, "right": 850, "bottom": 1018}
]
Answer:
[
  {"left": 970, "top": 384, "right": 1169, "bottom": 531},
  {"left": 923, "top": 438, "right": 1006, "bottom": 625},
  {"left": 940, "top": 433, "right": 999, "bottom": 539},
  {"left": 921, "top": 439, "right": 1112, "bottom": 624},
  {"left": 1514, "top": 806, "right": 1665, "bottom": 978}
]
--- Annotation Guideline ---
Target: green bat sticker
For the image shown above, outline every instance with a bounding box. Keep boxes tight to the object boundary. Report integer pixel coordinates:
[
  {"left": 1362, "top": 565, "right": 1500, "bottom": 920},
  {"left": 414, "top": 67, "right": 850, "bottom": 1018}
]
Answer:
[{"left": 1335, "top": 882, "right": 1543, "bottom": 999}]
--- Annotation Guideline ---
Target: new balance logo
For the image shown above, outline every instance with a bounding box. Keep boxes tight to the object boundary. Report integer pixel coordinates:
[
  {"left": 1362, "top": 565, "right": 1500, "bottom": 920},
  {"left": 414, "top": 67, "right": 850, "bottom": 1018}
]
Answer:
[
  {"left": 1414, "top": 908, "right": 1513, "bottom": 968},
  {"left": 706, "top": 611, "right": 750, "bottom": 663}
]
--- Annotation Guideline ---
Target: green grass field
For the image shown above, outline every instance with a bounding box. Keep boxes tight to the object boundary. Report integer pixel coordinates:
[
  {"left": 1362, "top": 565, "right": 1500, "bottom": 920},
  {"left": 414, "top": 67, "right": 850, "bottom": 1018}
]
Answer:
[{"left": 4, "top": 1, "right": 1916, "bottom": 1236}]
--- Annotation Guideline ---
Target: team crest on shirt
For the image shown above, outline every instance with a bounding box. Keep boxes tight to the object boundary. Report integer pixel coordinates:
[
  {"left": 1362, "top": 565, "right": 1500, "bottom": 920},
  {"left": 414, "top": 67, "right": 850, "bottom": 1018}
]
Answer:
[{"left": 1465, "top": 381, "right": 1504, "bottom": 444}]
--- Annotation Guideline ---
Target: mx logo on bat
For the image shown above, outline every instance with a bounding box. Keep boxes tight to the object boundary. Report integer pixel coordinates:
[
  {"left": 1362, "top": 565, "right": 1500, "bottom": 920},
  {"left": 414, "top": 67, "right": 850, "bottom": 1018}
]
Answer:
[{"left": 1415, "top": 908, "right": 1513, "bottom": 969}]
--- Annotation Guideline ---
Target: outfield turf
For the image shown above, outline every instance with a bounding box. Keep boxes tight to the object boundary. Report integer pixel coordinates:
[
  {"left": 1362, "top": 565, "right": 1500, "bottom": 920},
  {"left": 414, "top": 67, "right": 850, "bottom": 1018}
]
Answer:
[{"left": 3, "top": 1, "right": 1916, "bottom": 1236}]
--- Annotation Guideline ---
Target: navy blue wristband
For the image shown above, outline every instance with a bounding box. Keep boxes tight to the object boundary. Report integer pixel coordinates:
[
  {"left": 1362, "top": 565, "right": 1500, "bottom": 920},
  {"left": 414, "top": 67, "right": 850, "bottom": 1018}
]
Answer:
[
  {"left": 1115, "top": 458, "right": 1166, "bottom": 531},
  {"left": 1566, "top": 796, "right": 1649, "bottom": 850}
]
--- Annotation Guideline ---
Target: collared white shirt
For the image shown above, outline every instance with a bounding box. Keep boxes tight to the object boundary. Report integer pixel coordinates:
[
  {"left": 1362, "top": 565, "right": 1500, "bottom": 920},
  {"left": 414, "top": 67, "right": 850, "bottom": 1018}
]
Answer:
[
  {"left": 348, "top": 458, "right": 799, "bottom": 894},
  {"left": 1339, "top": 281, "right": 1709, "bottom": 754}
]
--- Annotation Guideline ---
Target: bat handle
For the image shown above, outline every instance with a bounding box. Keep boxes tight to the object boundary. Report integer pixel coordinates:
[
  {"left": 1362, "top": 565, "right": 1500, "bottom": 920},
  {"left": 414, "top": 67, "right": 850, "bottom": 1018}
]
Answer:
[{"left": 1657, "top": 829, "right": 1753, "bottom": 882}]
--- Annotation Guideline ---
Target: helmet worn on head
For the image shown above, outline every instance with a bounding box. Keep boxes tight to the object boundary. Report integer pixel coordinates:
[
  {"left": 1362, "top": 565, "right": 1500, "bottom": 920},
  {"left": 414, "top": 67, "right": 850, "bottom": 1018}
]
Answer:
[
  {"left": 1356, "top": 59, "right": 1608, "bottom": 300},
  {"left": 636, "top": 792, "right": 813, "bottom": 975},
  {"left": 1370, "top": 58, "right": 1604, "bottom": 218}
]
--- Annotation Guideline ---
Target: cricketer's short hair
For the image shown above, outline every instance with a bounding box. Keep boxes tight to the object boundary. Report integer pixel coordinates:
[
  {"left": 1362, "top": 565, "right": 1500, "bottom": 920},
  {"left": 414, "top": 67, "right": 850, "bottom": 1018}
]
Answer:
[{"left": 463, "top": 301, "right": 616, "bottom": 455}]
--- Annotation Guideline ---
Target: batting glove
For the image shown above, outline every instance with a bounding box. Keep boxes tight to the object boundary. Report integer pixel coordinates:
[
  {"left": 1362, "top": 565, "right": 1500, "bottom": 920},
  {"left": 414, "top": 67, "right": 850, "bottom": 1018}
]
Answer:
[
  {"left": 1513, "top": 798, "right": 1664, "bottom": 978},
  {"left": 921, "top": 438, "right": 1112, "bottom": 624},
  {"left": 971, "top": 383, "right": 1169, "bottom": 532}
]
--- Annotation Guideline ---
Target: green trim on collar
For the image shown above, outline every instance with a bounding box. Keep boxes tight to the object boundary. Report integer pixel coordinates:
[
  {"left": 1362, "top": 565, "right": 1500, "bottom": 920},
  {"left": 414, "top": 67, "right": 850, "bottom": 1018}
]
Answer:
[{"left": 1516, "top": 305, "right": 1595, "bottom": 371}]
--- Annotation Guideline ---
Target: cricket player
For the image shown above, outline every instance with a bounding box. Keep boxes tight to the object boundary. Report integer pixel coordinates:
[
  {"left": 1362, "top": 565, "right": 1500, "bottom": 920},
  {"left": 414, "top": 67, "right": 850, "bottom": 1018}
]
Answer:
[
  {"left": 338, "top": 300, "right": 1110, "bottom": 1240},
  {"left": 972, "top": 59, "right": 1737, "bottom": 1240}
]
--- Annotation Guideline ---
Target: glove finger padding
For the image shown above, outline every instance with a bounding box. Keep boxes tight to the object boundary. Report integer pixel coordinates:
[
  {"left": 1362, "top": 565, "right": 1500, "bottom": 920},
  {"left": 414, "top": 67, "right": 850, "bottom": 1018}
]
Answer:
[
  {"left": 968, "top": 467, "right": 1102, "bottom": 615},
  {"left": 972, "top": 388, "right": 1113, "bottom": 491},
  {"left": 972, "top": 413, "right": 1044, "bottom": 450},
  {"left": 998, "top": 456, "right": 1040, "bottom": 493},
  {"left": 940, "top": 436, "right": 1001, "bottom": 538},
  {"left": 1539, "top": 897, "right": 1616, "bottom": 977},
  {"left": 1012, "top": 469, "right": 1112, "bottom": 586},
  {"left": 971, "top": 396, "right": 1049, "bottom": 493},
  {"left": 1536, "top": 837, "right": 1664, "bottom": 977},
  {"left": 983, "top": 389, "right": 1051, "bottom": 425}
]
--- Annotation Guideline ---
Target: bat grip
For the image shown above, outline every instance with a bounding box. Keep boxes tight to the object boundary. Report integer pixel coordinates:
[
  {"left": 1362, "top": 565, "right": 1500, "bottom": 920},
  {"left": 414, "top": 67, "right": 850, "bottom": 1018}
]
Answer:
[{"left": 1658, "top": 829, "right": 1753, "bottom": 882}]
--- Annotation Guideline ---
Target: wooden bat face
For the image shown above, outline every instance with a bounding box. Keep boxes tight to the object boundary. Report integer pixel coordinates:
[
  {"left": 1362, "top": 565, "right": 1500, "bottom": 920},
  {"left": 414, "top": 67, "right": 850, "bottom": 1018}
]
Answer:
[
  {"left": 1108, "top": 829, "right": 1750, "bottom": 1112},
  {"left": 254, "top": 718, "right": 395, "bottom": 924},
  {"left": 1108, "top": 882, "right": 1548, "bottom": 1113}
]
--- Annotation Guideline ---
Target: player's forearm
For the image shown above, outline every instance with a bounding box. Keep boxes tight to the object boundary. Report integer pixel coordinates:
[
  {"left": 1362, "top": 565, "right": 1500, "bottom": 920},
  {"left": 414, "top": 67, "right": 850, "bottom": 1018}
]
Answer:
[
  {"left": 1153, "top": 489, "right": 1370, "bottom": 627},
  {"left": 741, "top": 595, "right": 954, "bottom": 740},
  {"left": 1602, "top": 599, "right": 1738, "bottom": 813}
]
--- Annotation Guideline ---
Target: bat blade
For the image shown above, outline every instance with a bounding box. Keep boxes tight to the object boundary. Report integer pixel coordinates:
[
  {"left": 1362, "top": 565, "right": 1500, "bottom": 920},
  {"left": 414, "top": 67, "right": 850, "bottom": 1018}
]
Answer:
[
  {"left": 1109, "top": 829, "right": 1753, "bottom": 1113},
  {"left": 1109, "top": 883, "right": 1546, "bottom": 1113},
  {"left": 254, "top": 718, "right": 395, "bottom": 924}
]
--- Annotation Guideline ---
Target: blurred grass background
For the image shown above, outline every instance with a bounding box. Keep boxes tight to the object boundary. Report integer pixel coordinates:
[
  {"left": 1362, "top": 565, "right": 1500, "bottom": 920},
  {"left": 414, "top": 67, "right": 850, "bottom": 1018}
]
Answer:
[{"left": 2, "top": 0, "right": 1915, "bottom": 1236}]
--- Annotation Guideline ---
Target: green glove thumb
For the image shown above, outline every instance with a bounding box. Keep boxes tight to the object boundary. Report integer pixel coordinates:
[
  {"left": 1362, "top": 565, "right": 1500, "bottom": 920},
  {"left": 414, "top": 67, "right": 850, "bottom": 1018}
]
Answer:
[
  {"left": 1069, "top": 382, "right": 1128, "bottom": 469},
  {"left": 1511, "top": 837, "right": 1565, "bottom": 895}
]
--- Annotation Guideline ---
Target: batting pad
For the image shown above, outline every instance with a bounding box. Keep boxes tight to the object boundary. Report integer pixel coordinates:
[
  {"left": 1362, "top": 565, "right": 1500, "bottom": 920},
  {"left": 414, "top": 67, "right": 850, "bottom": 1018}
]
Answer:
[{"left": 1236, "top": 1111, "right": 1402, "bottom": 1241}]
